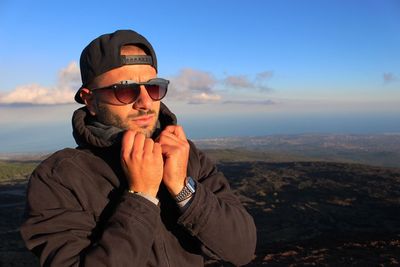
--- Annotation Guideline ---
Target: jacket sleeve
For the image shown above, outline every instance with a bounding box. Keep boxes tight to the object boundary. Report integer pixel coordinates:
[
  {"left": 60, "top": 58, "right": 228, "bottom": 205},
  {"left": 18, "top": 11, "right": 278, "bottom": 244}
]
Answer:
[
  {"left": 177, "top": 142, "right": 257, "bottom": 266},
  {"left": 20, "top": 162, "right": 161, "bottom": 267}
]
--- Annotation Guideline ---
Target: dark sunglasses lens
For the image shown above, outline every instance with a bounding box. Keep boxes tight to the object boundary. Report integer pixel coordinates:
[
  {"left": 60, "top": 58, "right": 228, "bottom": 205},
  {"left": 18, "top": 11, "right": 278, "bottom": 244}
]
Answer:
[
  {"left": 145, "top": 84, "right": 167, "bottom": 101},
  {"left": 114, "top": 85, "right": 140, "bottom": 104}
]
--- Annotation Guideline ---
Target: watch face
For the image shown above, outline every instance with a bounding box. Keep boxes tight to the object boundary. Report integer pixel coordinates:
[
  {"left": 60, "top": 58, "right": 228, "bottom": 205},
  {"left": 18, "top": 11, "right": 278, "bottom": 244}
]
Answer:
[{"left": 187, "top": 177, "right": 196, "bottom": 193}]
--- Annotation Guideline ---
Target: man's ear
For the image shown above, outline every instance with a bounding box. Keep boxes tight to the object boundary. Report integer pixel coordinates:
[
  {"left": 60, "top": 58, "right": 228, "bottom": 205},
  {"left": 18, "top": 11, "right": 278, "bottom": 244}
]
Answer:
[{"left": 80, "top": 88, "right": 97, "bottom": 116}]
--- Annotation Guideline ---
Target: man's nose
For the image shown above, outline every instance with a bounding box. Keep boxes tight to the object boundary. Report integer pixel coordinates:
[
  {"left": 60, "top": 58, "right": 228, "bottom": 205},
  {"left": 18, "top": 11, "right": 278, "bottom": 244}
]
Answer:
[{"left": 132, "top": 85, "right": 153, "bottom": 110}]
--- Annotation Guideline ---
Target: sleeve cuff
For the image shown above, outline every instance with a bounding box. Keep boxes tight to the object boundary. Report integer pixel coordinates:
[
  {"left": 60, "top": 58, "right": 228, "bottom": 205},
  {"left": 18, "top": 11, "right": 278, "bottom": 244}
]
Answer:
[
  {"left": 128, "top": 191, "right": 159, "bottom": 206},
  {"left": 176, "top": 194, "right": 194, "bottom": 212}
]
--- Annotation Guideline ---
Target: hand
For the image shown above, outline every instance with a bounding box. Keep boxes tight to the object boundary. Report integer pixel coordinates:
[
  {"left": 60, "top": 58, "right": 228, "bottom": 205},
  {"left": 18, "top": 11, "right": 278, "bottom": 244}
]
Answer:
[
  {"left": 121, "top": 130, "right": 163, "bottom": 197},
  {"left": 156, "top": 125, "right": 190, "bottom": 196}
]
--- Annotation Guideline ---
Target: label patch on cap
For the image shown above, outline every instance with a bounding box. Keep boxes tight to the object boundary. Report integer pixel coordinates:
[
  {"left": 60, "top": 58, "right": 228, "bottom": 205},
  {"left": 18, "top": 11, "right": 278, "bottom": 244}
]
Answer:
[{"left": 121, "top": 55, "right": 153, "bottom": 65}]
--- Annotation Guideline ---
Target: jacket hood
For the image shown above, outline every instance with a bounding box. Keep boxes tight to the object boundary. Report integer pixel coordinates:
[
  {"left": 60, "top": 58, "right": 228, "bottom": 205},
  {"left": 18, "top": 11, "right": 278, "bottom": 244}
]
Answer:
[{"left": 72, "top": 102, "right": 177, "bottom": 149}]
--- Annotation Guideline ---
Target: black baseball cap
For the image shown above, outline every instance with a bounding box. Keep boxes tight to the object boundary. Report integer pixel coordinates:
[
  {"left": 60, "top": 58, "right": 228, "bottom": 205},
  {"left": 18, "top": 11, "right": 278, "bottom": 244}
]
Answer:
[{"left": 75, "top": 29, "right": 158, "bottom": 104}]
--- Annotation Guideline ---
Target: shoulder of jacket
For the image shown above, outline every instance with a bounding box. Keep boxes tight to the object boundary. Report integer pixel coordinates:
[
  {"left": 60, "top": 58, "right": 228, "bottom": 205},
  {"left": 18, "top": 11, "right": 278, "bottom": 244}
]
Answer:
[
  {"left": 187, "top": 139, "right": 202, "bottom": 159},
  {"left": 32, "top": 148, "right": 96, "bottom": 178},
  {"left": 44, "top": 147, "right": 93, "bottom": 164}
]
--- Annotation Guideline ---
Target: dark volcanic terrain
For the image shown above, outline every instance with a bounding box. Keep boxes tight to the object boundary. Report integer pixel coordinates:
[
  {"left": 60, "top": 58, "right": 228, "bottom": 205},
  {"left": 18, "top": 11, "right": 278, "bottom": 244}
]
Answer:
[
  {"left": 217, "top": 161, "right": 400, "bottom": 266},
  {"left": 1, "top": 160, "right": 400, "bottom": 266}
]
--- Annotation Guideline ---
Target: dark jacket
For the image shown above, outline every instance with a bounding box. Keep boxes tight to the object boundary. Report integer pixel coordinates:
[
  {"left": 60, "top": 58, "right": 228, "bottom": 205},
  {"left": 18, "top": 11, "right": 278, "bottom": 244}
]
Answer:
[{"left": 20, "top": 103, "right": 257, "bottom": 266}]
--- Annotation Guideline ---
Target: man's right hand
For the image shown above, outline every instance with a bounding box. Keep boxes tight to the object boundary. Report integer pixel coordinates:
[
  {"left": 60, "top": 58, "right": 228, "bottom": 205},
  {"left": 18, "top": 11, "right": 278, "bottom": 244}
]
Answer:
[{"left": 121, "top": 130, "right": 163, "bottom": 197}]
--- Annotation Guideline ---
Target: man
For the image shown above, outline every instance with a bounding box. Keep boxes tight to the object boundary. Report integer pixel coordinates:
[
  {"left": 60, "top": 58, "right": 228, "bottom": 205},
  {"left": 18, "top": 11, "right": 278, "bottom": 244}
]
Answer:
[{"left": 21, "top": 30, "right": 257, "bottom": 266}]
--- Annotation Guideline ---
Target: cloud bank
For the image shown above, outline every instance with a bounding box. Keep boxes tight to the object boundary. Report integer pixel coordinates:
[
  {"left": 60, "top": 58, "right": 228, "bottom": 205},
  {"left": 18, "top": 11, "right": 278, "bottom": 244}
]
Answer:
[
  {"left": 168, "top": 68, "right": 274, "bottom": 104},
  {"left": 168, "top": 68, "right": 222, "bottom": 104},
  {"left": 223, "top": 71, "right": 273, "bottom": 92},
  {"left": 0, "top": 62, "right": 80, "bottom": 105},
  {"left": 1, "top": 64, "right": 274, "bottom": 106}
]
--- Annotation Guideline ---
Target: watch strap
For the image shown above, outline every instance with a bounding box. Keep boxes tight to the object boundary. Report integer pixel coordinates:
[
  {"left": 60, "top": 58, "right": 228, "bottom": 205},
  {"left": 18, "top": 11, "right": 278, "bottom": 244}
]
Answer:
[{"left": 174, "top": 176, "right": 196, "bottom": 202}]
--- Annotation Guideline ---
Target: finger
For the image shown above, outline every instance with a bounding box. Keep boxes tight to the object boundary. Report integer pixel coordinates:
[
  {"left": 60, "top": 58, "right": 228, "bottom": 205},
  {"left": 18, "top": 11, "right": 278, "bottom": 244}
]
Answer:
[
  {"left": 156, "top": 136, "right": 174, "bottom": 157},
  {"left": 143, "top": 138, "right": 154, "bottom": 156},
  {"left": 157, "top": 131, "right": 179, "bottom": 145},
  {"left": 163, "top": 125, "right": 187, "bottom": 140},
  {"left": 133, "top": 132, "right": 146, "bottom": 157},
  {"left": 157, "top": 133, "right": 186, "bottom": 156},
  {"left": 153, "top": 142, "right": 162, "bottom": 155},
  {"left": 163, "top": 125, "right": 176, "bottom": 134},
  {"left": 157, "top": 130, "right": 189, "bottom": 151},
  {"left": 154, "top": 126, "right": 178, "bottom": 142},
  {"left": 121, "top": 130, "right": 136, "bottom": 160},
  {"left": 158, "top": 135, "right": 189, "bottom": 159},
  {"left": 173, "top": 125, "right": 187, "bottom": 140}
]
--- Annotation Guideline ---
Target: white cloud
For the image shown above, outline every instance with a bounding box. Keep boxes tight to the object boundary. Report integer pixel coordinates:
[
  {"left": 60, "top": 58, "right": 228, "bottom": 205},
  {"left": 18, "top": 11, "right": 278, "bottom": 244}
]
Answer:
[
  {"left": 223, "top": 71, "right": 273, "bottom": 92},
  {"left": 0, "top": 62, "right": 80, "bottom": 105},
  {"left": 58, "top": 61, "right": 81, "bottom": 87},
  {"left": 0, "top": 84, "right": 74, "bottom": 105},
  {"left": 224, "top": 75, "right": 254, "bottom": 89},
  {"left": 167, "top": 68, "right": 276, "bottom": 104},
  {"left": 188, "top": 93, "right": 222, "bottom": 104},
  {"left": 168, "top": 68, "right": 221, "bottom": 103}
]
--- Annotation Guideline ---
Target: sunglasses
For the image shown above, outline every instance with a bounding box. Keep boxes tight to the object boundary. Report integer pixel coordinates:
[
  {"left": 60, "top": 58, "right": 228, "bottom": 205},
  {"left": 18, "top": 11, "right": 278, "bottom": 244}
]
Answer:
[{"left": 91, "top": 78, "right": 169, "bottom": 105}]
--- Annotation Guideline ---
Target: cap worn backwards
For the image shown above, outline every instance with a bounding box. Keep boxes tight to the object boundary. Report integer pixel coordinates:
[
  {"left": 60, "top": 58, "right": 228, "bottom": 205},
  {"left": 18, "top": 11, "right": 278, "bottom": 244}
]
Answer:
[{"left": 75, "top": 29, "right": 158, "bottom": 104}]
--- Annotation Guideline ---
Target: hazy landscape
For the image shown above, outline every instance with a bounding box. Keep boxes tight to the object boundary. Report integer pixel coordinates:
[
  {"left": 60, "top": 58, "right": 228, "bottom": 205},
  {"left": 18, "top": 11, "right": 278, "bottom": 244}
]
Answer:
[
  {"left": 1, "top": 134, "right": 400, "bottom": 266},
  {"left": 197, "top": 133, "right": 400, "bottom": 168}
]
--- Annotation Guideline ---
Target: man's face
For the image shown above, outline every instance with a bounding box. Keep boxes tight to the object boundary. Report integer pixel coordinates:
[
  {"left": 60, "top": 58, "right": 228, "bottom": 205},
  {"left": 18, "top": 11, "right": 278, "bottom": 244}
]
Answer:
[{"left": 85, "top": 63, "right": 160, "bottom": 138}]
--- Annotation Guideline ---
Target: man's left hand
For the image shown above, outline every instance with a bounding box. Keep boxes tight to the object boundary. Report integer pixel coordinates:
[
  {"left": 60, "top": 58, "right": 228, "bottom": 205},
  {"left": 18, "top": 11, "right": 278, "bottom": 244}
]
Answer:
[{"left": 156, "top": 125, "right": 190, "bottom": 196}]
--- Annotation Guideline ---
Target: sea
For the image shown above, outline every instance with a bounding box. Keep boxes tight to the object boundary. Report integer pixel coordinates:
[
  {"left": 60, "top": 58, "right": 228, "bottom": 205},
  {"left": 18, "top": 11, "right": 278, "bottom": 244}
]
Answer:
[{"left": 1, "top": 104, "right": 399, "bottom": 154}]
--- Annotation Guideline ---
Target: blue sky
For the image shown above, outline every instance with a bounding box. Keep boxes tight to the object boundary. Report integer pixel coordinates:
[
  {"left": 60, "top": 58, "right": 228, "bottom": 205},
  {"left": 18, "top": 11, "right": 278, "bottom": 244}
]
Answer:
[
  {"left": 1, "top": 0, "right": 399, "bottom": 105},
  {"left": 0, "top": 0, "right": 399, "bottom": 152}
]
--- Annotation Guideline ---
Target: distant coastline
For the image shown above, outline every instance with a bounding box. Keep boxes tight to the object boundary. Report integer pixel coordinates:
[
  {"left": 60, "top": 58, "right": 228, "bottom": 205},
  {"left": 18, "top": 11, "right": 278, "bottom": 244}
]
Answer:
[{"left": 2, "top": 133, "right": 399, "bottom": 169}]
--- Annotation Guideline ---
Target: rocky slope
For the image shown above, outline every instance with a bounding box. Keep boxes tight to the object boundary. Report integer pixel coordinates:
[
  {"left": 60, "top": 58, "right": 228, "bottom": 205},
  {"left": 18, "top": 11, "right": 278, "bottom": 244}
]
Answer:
[
  {"left": 217, "top": 161, "right": 400, "bottom": 266},
  {"left": 1, "top": 161, "right": 399, "bottom": 266}
]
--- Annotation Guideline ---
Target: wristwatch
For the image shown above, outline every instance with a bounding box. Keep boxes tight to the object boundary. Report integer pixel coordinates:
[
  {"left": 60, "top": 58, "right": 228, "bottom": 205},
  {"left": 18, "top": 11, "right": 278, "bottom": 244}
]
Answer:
[{"left": 174, "top": 176, "right": 196, "bottom": 202}]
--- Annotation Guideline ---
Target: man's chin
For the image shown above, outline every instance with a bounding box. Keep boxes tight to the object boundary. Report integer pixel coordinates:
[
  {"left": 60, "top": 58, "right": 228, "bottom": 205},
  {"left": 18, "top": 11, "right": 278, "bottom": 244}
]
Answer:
[
  {"left": 139, "top": 128, "right": 153, "bottom": 138},
  {"left": 129, "top": 124, "right": 156, "bottom": 138}
]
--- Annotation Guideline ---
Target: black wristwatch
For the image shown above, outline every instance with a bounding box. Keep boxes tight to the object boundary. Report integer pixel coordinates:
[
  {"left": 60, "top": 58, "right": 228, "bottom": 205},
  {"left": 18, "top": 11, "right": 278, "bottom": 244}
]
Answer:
[{"left": 174, "top": 176, "right": 196, "bottom": 202}]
